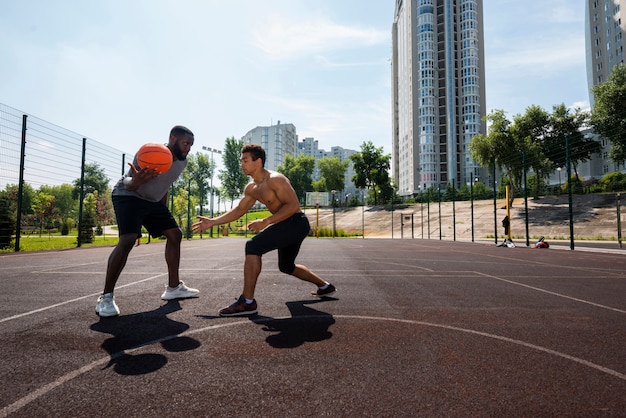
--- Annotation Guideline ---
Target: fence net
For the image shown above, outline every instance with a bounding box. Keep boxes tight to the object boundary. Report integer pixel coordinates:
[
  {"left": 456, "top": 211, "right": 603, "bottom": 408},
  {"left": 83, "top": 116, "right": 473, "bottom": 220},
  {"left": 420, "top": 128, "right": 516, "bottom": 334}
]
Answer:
[{"left": 1, "top": 103, "right": 624, "bottom": 251}]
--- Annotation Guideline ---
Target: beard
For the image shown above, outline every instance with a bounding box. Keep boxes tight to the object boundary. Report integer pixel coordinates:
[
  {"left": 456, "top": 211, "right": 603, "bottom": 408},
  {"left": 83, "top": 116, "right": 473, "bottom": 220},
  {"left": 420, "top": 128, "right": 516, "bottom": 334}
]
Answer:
[{"left": 170, "top": 142, "right": 186, "bottom": 161}]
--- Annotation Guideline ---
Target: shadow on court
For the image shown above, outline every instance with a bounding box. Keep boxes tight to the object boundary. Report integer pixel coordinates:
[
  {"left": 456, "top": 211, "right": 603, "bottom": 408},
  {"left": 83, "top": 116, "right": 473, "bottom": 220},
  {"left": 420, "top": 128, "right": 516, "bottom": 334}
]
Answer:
[
  {"left": 252, "top": 299, "right": 337, "bottom": 348},
  {"left": 90, "top": 300, "right": 201, "bottom": 375}
]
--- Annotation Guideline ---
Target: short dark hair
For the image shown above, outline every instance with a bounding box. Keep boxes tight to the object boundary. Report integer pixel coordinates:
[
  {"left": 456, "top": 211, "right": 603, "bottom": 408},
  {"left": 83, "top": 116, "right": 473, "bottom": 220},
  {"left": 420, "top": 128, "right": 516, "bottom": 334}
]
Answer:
[
  {"left": 170, "top": 125, "right": 194, "bottom": 138},
  {"left": 242, "top": 143, "right": 266, "bottom": 167}
]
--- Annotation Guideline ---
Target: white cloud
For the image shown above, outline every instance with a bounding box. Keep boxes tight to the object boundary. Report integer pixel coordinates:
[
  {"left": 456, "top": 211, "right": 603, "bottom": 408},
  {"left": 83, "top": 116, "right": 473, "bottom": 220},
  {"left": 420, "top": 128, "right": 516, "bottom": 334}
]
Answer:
[
  {"left": 252, "top": 14, "right": 388, "bottom": 60},
  {"left": 488, "top": 35, "right": 585, "bottom": 79}
]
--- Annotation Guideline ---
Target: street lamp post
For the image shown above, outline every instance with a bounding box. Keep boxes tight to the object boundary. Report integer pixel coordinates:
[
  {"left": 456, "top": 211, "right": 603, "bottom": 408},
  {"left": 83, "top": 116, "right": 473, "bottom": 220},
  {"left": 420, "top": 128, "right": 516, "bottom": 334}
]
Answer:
[
  {"left": 470, "top": 177, "right": 474, "bottom": 243},
  {"left": 331, "top": 190, "right": 337, "bottom": 237},
  {"left": 438, "top": 186, "right": 442, "bottom": 240},
  {"left": 471, "top": 177, "right": 478, "bottom": 242},
  {"left": 361, "top": 189, "right": 365, "bottom": 239},
  {"left": 417, "top": 184, "right": 424, "bottom": 239},
  {"left": 557, "top": 167, "right": 562, "bottom": 192},
  {"left": 202, "top": 146, "right": 222, "bottom": 237},
  {"left": 427, "top": 186, "right": 431, "bottom": 239}
]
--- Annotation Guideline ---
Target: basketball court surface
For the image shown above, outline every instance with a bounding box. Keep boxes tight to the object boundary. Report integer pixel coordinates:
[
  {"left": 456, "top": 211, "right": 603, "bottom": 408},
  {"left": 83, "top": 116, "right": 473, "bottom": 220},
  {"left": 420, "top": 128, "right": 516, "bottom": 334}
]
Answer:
[{"left": 1, "top": 238, "right": 624, "bottom": 416}]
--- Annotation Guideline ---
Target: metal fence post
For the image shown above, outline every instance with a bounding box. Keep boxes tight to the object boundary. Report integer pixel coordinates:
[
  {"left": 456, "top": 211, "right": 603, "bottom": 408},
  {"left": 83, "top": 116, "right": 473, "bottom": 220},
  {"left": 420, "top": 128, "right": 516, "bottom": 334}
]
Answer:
[
  {"left": 77, "top": 138, "right": 86, "bottom": 247},
  {"left": 15, "top": 115, "right": 27, "bottom": 252}
]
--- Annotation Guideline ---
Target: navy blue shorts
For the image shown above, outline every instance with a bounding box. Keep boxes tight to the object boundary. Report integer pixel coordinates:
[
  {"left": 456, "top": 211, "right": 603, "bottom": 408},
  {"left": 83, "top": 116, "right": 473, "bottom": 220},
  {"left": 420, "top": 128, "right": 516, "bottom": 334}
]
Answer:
[
  {"left": 245, "top": 213, "right": 311, "bottom": 275},
  {"left": 112, "top": 195, "right": 178, "bottom": 238}
]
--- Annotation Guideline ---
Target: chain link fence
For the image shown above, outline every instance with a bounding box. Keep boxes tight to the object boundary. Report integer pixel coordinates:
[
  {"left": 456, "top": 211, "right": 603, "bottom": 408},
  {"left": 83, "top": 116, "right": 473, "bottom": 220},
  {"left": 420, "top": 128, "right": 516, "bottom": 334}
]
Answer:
[
  {"left": 1, "top": 103, "right": 132, "bottom": 251},
  {"left": 1, "top": 103, "right": 624, "bottom": 252}
]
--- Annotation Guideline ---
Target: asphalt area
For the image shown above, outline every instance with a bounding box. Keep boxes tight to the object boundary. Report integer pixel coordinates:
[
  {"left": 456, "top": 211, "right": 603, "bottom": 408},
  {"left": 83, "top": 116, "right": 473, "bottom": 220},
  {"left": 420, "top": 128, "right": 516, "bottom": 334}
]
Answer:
[{"left": 0, "top": 237, "right": 625, "bottom": 417}]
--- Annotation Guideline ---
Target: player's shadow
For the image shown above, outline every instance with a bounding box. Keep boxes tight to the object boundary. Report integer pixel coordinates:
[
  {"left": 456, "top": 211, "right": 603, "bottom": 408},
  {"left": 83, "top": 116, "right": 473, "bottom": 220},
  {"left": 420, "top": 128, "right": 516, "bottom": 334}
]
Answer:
[
  {"left": 251, "top": 298, "right": 337, "bottom": 348},
  {"left": 90, "top": 300, "right": 201, "bottom": 375}
]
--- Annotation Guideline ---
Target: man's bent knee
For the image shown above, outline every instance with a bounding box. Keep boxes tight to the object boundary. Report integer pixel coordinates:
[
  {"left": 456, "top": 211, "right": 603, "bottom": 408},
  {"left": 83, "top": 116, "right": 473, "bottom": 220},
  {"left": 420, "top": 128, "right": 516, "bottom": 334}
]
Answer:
[
  {"left": 245, "top": 240, "right": 263, "bottom": 257},
  {"left": 163, "top": 227, "right": 182, "bottom": 242},
  {"left": 278, "top": 262, "right": 296, "bottom": 275}
]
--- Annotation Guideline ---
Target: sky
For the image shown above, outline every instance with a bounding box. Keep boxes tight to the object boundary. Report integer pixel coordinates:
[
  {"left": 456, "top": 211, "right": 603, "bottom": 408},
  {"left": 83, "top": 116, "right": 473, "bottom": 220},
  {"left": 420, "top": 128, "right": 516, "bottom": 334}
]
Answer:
[{"left": 0, "top": 0, "right": 589, "bottom": 159}]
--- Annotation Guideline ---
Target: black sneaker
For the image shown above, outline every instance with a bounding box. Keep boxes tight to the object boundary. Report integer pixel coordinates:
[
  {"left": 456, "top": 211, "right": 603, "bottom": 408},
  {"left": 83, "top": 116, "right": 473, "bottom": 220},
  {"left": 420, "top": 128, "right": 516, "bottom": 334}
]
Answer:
[
  {"left": 311, "top": 283, "right": 336, "bottom": 297},
  {"left": 219, "top": 295, "right": 258, "bottom": 317}
]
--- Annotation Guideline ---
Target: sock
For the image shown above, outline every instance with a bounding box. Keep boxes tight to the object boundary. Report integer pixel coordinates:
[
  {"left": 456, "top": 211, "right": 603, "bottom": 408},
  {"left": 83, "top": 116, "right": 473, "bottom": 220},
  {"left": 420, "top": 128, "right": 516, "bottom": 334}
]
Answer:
[
  {"left": 245, "top": 298, "right": 254, "bottom": 304},
  {"left": 318, "top": 283, "right": 329, "bottom": 290}
]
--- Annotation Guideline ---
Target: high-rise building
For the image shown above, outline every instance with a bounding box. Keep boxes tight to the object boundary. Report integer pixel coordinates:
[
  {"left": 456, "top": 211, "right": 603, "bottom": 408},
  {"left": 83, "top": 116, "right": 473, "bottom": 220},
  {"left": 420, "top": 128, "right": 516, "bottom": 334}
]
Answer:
[
  {"left": 242, "top": 121, "right": 298, "bottom": 171},
  {"left": 583, "top": 0, "right": 626, "bottom": 176},
  {"left": 391, "top": 0, "right": 487, "bottom": 197},
  {"left": 585, "top": 0, "right": 625, "bottom": 106}
]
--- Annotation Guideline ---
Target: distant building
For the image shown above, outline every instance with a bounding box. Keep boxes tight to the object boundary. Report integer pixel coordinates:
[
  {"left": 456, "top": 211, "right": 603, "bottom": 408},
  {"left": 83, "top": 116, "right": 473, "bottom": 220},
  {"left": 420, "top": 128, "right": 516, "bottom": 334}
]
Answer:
[
  {"left": 298, "top": 138, "right": 359, "bottom": 201},
  {"left": 585, "top": 0, "right": 625, "bottom": 107},
  {"left": 391, "top": 0, "right": 487, "bottom": 197},
  {"left": 242, "top": 121, "right": 297, "bottom": 171},
  {"left": 579, "top": 0, "right": 626, "bottom": 178},
  {"left": 546, "top": 128, "right": 625, "bottom": 186},
  {"left": 241, "top": 126, "right": 359, "bottom": 201}
]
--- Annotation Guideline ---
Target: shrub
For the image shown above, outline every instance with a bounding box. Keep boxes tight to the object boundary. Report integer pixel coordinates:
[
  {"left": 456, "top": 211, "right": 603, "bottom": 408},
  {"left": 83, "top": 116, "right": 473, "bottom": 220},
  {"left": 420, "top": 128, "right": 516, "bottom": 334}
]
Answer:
[{"left": 600, "top": 171, "right": 626, "bottom": 192}]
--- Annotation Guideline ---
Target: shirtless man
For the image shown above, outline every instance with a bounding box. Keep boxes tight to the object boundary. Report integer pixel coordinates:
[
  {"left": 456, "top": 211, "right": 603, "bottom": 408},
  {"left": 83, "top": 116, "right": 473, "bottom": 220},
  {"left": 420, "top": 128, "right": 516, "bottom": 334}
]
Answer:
[{"left": 191, "top": 143, "right": 336, "bottom": 316}]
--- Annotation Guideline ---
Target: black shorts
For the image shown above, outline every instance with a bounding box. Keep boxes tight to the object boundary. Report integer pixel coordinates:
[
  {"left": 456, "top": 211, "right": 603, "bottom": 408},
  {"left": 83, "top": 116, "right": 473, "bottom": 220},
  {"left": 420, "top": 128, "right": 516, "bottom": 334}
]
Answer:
[
  {"left": 245, "top": 213, "right": 310, "bottom": 274},
  {"left": 112, "top": 195, "right": 178, "bottom": 238}
]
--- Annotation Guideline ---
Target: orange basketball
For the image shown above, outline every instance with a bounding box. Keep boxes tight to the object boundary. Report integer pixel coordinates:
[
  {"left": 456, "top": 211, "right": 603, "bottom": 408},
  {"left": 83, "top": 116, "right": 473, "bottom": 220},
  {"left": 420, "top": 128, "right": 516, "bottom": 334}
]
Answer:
[{"left": 136, "top": 143, "right": 173, "bottom": 173}]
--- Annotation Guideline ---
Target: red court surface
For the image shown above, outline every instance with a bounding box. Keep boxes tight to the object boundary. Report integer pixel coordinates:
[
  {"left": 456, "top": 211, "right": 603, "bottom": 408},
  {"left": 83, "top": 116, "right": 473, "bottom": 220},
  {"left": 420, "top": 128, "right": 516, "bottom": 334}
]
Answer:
[{"left": 1, "top": 238, "right": 624, "bottom": 417}]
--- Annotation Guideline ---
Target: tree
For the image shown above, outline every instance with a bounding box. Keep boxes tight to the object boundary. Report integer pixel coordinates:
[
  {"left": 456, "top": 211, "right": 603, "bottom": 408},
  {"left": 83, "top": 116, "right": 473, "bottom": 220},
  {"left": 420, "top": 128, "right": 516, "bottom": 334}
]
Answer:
[
  {"left": 277, "top": 154, "right": 315, "bottom": 203},
  {"left": 39, "top": 184, "right": 77, "bottom": 227},
  {"left": 591, "top": 63, "right": 626, "bottom": 163},
  {"left": 187, "top": 152, "right": 212, "bottom": 216},
  {"left": 0, "top": 194, "right": 15, "bottom": 249},
  {"left": 470, "top": 109, "right": 524, "bottom": 204},
  {"left": 79, "top": 193, "right": 97, "bottom": 244},
  {"left": 94, "top": 190, "right": 114, "bottom": 229},
  {"left": 510, "top": 105, "right": 551, "bottom": 198},
  {"left": 315, "top": 156, "right": 347, "bottom": 193},
  {"left": 72, "top": 163, "right": 111, "bottom": 199},
  {"left": 31, "top": 192, "right": 57, "bottom": 236},
  {"left": 546, "top": 104, "right": 599, "bottom": 182},
  {"left": 2, "top": 183, "right": 35, "bottom": 218},
  {"left": 350, "top": 141, "right": 391, "bottom": 205},
  {"left": 219, "top": 137, "right": 248, "bottom": 208}
]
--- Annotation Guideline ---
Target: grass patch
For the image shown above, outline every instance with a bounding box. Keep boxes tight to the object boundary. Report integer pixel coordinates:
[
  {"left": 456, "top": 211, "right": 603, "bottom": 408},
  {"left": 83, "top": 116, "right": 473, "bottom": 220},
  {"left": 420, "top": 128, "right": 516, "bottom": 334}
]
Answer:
[{"left": 2, "top": 234, "right": 120, "bottom": 252}]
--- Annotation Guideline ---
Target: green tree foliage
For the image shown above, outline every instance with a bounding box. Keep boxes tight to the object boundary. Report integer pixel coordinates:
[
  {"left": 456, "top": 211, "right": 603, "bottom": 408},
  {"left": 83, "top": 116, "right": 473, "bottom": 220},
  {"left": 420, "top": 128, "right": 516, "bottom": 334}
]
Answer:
[
  {"left": 470, "top": 109, "right": 522, "bottom": 203},
  {"left": 546, "top": 104, "right": 599, "bottom": 180},
  {"left": 79, "top": 193, "right": 97, "bottom": 244},
  {"left": 600, "top": 171, "right": 626, "bottom": 192},
  {"left": 350, "top": 141, "right": 391, "bottom": 205},
  {"left": 186, "top": 152, "right": 212, "bottom": 216},
  {"left": 472, "top": 106, "right": 597, "bottom": 201},
  {"left": 31, "top": 192, "right": 57, "bottom": 236},
  {"left": 40, "top": 184, "right": 77, "bottom": 225},
  {"left": 277, "top": 154, "right": 315, "bottom": 203},
  {"left": 510, "top": 105, "right": 551, "bottom": 198},
  {"left": 2, "top": 183, "right": 35, "bottom": 216},
  {"left": 72, "top": 163, "right": 111, "bottom": 199},
  {"left": 591, "top": 63, "right": 626, "bottom": 163},
  {"left": 316, "top": 157, "right": 348, "bottom": 193},
  {"left": 0, "top": 194, "right": 15, "bottom": 249},
  {"left": 219, "top": 137, "right": 248, "bottom": 208}
]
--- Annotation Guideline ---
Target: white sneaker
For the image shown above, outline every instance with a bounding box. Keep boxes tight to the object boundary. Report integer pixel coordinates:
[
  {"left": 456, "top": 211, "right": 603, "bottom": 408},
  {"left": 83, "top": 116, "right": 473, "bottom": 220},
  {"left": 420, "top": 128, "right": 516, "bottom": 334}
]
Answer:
[
  {"left": 96, "top": 293, "right": 120, "bottom": 317},
  {"left": 161, "top": 281, "right": 200, "bottom": 300}
]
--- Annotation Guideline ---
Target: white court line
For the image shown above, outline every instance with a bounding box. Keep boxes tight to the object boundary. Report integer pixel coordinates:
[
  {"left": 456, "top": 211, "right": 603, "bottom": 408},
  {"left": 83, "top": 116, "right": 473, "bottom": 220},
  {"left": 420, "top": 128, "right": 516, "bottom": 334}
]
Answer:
[
  {"left": 0, "top": 274, "right": 166, "bottom": 324},
  {"left": 1, "top": 314, "right": 624, "bottom": 417},
  {"left": 476, "top": 272, "right": 626, "bottom": 314}
]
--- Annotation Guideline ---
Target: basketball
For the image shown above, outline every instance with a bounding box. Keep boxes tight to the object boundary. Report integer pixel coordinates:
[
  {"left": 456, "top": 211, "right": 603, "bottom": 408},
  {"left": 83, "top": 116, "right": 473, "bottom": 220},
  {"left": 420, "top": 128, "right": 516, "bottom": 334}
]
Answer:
[{"left": 136, "top": 143, "right": 173, "bottom": 173}]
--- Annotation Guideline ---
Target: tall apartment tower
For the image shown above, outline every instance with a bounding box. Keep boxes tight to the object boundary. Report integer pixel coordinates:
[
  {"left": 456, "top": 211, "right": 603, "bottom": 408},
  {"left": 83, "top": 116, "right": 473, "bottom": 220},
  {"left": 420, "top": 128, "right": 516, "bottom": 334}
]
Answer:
[
  {"left": 242, "top": 121, "right": 298, "bottom": 171},
  {"left": 391, "top": 0, "right": 487, "bottom": 197},
  {"left": 585, "top": 0, "right": 625, "bottom": 106}
]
